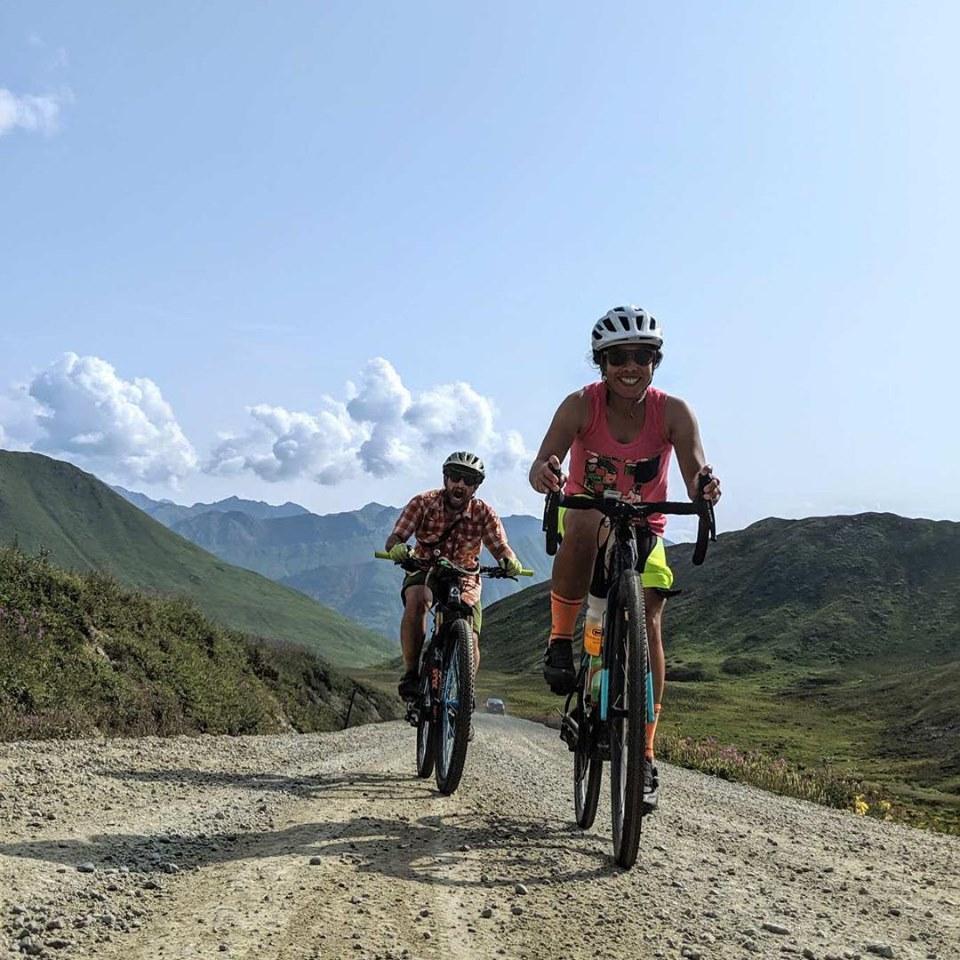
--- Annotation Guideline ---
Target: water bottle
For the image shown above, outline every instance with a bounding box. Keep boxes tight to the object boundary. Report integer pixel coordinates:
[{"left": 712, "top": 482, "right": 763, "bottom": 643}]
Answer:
[{"left": 583, "top": 592, "right": 605, "bottom": 702}]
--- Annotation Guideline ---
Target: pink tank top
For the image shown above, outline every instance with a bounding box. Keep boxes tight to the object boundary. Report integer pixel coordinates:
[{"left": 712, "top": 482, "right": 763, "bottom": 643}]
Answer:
[{"left": 565, "top": 382, "right": 673, "bottom": 537}]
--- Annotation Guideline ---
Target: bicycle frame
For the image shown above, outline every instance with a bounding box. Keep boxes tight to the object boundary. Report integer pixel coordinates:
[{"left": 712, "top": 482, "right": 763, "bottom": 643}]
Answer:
[
  {"left": 556, "top": 483, "right": 716, "bottom": 726},
  {"left": 595, "top": 523, "right": 656, "bottom": 727}
]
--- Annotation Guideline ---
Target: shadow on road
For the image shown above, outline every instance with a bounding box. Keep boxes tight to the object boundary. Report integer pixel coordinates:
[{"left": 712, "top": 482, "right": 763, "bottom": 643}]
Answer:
[
  {"left": 0, "top": 770, "right": 613, "bottom": 887},
  {"left": 104, "top": 767, "right": 429, "bottom": 802}
]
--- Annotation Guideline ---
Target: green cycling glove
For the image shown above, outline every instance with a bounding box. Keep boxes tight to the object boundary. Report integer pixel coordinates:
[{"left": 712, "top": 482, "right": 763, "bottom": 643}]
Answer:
[
  {"left": 500, "top": 555, "right": 524, "bottom": 576},
  {"left": 388, "top": 543, "right": 412, "bottom": 562}
]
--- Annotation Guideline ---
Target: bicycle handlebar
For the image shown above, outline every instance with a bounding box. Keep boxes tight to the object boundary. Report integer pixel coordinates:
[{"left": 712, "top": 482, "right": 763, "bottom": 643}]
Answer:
[
  {"left": 373, "top": 552, "right": 534, "bottom": 578},
  {"left": 542, "top": 472, "right": 717, "bottom": 566}
]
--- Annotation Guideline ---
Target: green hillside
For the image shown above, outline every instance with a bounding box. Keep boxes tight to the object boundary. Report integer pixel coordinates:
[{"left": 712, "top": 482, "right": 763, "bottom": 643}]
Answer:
[
  {"left": 282, "top": 560, "right": 402, "bottom": 640},
  {"left": 0, "top": 451, "right": 392, "bottom": 667},
  {"left": 479, "top": 513, "right": 960, "bottom": 829},
  {"left": 0, "top": 546, "right": 400, "bottom": 739}
]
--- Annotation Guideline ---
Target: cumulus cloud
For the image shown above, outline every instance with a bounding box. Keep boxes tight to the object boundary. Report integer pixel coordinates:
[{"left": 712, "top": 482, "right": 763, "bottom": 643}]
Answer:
[
  {"left": 25, "top": 353, "right": 197, "bottom": 484},
  {"left": 347, "top": 357, "right": 411, "bottom": 423},
  {"left": 404, "top": 382, "right": 496, "bottom": 451},
  {"left": 206, "top": 398, "right": 366, "bottom": 485},
  {"left": 0, "top": 88, "right": 68, "bottom": 137},
  {"left": 209, "top": 357, "right": 531, "bottom": 485},
  {"left": 490, "top": 429, "right": 531, "bottom": 471},
  {"left": 0, "top": 386, "right": 42, "bottom": 450}
]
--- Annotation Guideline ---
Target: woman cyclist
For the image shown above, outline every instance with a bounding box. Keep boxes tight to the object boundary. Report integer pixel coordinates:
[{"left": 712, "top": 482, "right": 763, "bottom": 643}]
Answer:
[{"left": 528, "top": 305, "right": 721, "bottom": 808}]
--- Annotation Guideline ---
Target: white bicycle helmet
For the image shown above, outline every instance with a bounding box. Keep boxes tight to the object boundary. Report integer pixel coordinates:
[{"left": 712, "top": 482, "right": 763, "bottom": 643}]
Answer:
[
  {"left": 591, "top": 305, "right": 663, "bottom": 353},
  {"left": 443, "top": 450, "right": 485, "bottom": 483}
]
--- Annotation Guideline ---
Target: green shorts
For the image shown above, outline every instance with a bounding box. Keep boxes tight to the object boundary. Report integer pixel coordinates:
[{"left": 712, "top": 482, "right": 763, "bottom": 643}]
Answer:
[
  {"left": 401, "top": 570, "right": 483, "bottom": 635},
  {"left": 558, "top": 505, "right": 674, "bottom": 591}
]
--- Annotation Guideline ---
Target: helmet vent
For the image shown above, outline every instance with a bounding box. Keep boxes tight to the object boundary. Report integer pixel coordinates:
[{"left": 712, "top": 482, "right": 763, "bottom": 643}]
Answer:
[
  {"left": 603, "top": 318, "right": 616, "bottom": 332},
  {"left": 650, "top": 318, "right": 657, "bottom": 329},
  {"left": 618, "top": 314, "right": 630, "bottom": 330}
]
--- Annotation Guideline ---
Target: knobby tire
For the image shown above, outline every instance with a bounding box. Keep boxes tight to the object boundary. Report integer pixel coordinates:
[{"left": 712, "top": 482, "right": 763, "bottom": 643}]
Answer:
[
  {"left": 434, "top": 617, "right": 474, "bottom": 796},
  {"left": 608, "top": 569, "right": 648, "bottom": 868}
]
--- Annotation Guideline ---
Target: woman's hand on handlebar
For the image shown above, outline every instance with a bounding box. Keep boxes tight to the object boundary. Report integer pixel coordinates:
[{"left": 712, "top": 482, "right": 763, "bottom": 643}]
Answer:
[
  {"left": 530, "top": 455, "right": 565, "bottom": 494},
  {"left": 689, "top": 464, "right": 721, "bottom": 504}
]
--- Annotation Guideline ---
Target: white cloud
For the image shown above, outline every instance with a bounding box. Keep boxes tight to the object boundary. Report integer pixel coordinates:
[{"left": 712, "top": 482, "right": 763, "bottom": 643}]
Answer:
[
  {"left": 209, "top": 357, "right": 532, "bottom": 486},
  {"left": 358, "top": 424, "right": 415, "bottom": 478},
  {"left": 0, "top": 88, "right": 68, "bottom": 137},
  {"left": 0, "top": 386, "right": 42, "bottom": 450},
  {"left": 404, "top": 382, "right": 496, "bottom": 451},
  {"left": 490, "top": 429, "right": 531, "bottom": 471},
  {"left": 206, "top": 398, "right": 366, "bottom": 485},
  {"left": 347, "top": 357, "right": 411, "bottom": 423},
  {"left": 26, "top": 353, "right": 197, "bottom": 485}
]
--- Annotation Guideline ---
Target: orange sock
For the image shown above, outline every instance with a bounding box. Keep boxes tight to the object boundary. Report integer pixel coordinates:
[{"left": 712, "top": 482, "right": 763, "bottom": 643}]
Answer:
[
  {"left": 645, "top": 703, "right": 662, "bottom": 760},
  {"left": 550, "top": 591, "right": 583, "bottom": 642}
]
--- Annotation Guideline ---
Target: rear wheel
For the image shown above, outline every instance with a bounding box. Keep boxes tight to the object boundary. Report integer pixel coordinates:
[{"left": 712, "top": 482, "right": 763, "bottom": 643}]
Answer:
[
  {"left": 573, "top": 676, "right": 603, "bottom": 829},
  {"left": 608, "top": 570, "right": 648, "bottom": 868},
  {"left": 415, "top": 667, "right": 435, "bottom": 779},
  {"left": 435, "top": 618, "right": 474, "bottom": 796}
]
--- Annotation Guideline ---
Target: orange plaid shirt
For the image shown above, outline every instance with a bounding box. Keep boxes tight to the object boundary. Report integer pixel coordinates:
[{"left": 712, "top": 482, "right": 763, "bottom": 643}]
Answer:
[{"left": 390, "top": 490, "right": 510, "bottom": 605}]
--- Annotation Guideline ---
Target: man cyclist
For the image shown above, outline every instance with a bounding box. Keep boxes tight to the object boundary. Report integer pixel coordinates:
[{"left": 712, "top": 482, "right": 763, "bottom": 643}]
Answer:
[
  {"left": 385, "top": 451, "right": 524, "bottom": 701},
  {"left": 528, "top": 305, "right": 721, "bottom": 809}
]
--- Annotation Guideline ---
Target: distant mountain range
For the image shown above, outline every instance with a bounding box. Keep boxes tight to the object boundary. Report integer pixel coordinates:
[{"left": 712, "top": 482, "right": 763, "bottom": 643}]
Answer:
[
  {"left": 112, "top": 487, "right": 310, "bottom": 526},
  {"left": 114, "top": 489, "right": 553, "bottom": 639},
  {"left": 0, "top": 451, "right": 392, "bottom": 667}
]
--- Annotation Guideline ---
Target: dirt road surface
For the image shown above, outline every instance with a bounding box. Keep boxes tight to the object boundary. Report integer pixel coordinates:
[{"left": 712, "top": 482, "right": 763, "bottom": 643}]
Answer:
[{"left": 1, "top": 715, "right": 957, "bottom": 959}]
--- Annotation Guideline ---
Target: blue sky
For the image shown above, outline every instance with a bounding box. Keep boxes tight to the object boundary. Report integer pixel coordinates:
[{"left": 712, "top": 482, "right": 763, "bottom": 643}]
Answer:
[{"left": 2, "top": 2, "right": 958, "bottom": 540}]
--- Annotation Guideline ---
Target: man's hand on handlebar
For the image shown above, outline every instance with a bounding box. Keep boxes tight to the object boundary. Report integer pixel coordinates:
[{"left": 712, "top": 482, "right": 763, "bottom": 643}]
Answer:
[
  {"left": 531, "top": 455, "right": 565, "bottom": 494},
  {"left": 499, "top": 555, "right": 524, "bottom": 577},
  {"left": 689, "top": 464, "right": 721, "bottom": 504},
  {"left": 388, "top": 542, "right": 412, "bottom": 562}
]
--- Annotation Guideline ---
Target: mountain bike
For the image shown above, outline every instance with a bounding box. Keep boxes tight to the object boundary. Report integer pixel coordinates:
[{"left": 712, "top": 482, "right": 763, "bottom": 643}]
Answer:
[
  {"left": 543, "top": 478, "right": 716, "bottom": 867},
  {"left": 375, "top": 553, "right": 533, "bottom": 794}
]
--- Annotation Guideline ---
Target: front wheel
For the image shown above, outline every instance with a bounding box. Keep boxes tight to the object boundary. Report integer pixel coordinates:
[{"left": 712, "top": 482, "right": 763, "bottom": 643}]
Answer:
[
  {"left": 573, "top": 675, "right": 603, "bottom": 829},
  {"left": 607, "top": 570, "right": 648, "bottom": 868},
  {"left": 434, "top": 618, "right": 474, "bottom": 796},
  {"left": 415, "top": 667, "right": 435, "bottom": 779}
]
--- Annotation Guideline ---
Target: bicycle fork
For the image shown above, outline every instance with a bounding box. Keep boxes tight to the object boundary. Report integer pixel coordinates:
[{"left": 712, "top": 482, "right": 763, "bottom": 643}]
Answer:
[{"left": 598, "top": 656, "right": 656, "bottom": 725}]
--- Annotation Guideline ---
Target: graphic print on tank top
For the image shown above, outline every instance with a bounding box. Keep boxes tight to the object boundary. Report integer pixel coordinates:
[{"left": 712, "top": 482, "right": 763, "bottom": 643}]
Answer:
[{"left": 583, "top": 451, "right": 663, "bottom": 497}]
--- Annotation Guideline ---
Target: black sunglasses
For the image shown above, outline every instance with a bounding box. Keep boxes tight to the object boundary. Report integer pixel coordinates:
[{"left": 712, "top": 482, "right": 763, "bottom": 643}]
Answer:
[
  {"left": 444, "top": 468, "right": 481, "bottom": 486},
  {"left": 605, "top": 346, "right": 658, "bottom": 367}
]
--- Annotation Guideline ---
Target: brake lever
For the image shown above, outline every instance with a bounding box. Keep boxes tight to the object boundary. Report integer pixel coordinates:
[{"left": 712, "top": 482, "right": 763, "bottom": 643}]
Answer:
[
  {"left": 542, "top": 463, "right": 564, "bottom": 557},
  {"left": 697, "top": 472, "right": 718, "bottom": 543}
]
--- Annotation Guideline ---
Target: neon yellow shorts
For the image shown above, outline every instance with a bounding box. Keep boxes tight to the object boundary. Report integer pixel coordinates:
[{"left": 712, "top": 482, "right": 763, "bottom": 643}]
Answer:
[{"left": 557, "top": 506, "right": 674, "bottom": 592}]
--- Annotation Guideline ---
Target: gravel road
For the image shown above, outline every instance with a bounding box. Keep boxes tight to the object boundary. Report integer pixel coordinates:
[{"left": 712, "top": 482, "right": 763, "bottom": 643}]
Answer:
[{"left": 1, "top": 715, "right": 957, "bottom": 960}]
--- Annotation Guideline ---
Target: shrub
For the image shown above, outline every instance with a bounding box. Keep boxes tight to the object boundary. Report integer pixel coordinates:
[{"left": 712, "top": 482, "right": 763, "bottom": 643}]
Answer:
[{"left": 721, "top": 655, "right": 769, "bottom": 676}]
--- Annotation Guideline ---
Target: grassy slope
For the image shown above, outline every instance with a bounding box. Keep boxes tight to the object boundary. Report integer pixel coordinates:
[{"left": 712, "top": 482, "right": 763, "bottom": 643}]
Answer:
[
  {"left": 0, "top": 452, "right": 391, "bottom": 667},
  {"left": 476, "top": 513, "right": 960, "bottom": 828},
  {"left": 0, "top": 547, "right": 401, "bottom": 739}
]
